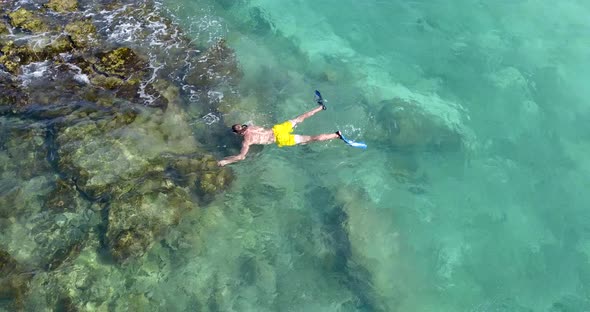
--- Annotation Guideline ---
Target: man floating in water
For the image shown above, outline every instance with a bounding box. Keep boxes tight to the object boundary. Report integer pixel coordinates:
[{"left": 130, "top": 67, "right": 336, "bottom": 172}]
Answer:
[{"left": 217, "top": 100, "right": 342, "bottom": 166}]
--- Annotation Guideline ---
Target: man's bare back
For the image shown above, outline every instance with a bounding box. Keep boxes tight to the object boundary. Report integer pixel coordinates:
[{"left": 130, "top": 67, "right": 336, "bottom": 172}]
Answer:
[
  {"left": 242, "top": 126, "right": 275, "bottom": 145},
  {"left": 217, "top": 104, "right": 341, "bottom": 166}
]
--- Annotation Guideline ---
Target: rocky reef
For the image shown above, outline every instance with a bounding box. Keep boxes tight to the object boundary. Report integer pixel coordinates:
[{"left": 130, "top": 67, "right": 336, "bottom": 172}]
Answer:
[
  {"left": 7, "top": 8, "right": 50, "bottom": 33},
  {"left": 374, "top": 98, "right": 466, "bottom": 152},
  {"left": 64, "top": 19, "right": 97, "bottom": 48},
  {"left": 0, "top": 0, "right": 241, "bottom": 309},
  {"left": 0, "top": 22, "right": 8, "bottom": 35},
  {"left": 330, "top": 186, "right": 402, "bottom": 311},
  {"left": 45, "top": 0, "right": 78, "bottom": 13},
  {"left": 0, "top": 249, "right": 31, "bottom": 311}
]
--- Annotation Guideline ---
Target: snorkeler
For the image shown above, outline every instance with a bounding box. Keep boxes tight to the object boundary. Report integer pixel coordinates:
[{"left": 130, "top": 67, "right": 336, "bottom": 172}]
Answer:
[{"left": 217, "top": 100, "right": 341, "bottom": 166}]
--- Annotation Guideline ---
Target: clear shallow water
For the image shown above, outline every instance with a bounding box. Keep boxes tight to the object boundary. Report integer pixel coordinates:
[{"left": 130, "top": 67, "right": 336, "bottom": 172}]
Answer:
[
  {"left": 1, "top": 0, "right": 590, "bottom": 311},
  {"left": 161, "top": 0, "right": 590, "bottom": 310}
]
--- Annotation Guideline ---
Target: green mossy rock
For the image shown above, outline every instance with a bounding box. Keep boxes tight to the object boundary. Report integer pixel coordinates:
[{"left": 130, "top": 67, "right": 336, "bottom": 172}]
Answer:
[
  {"left": 83, "top": 48, "right": 149, "bottom": 100},
  {"left": 96, "top": 47, "right": 147, "bottom": 78},
  {"left": 8, "top": 8, "right": 49, "bottom": 33},
  {"left": 45, "top": 0, "right": 78, "bottom": 12},
  {"left": 0, "top": 41, "right": 29, "bottom": 74},
  {"left": 0, "top": 37, "right": 73, "bottom": 75},
  {"left": 0, "top": 23, "right": 8, "bottom": 35},
  {"left": 47, "top": 35, "right": 75, "bottom": 55},
  {"left": 65, "top": 20, "right": 97, "bottom": 48},
  {"left": 90, "top": 75, "right": 126, "bottom": 89}
]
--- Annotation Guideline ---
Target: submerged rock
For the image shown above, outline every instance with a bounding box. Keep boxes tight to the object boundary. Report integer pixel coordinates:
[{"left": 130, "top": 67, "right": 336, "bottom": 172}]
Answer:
[
  {"left": 0, "top": 176, "right": 96, "bottom": 271},
  {"left": 78, "top": 47, "right": 150, "bottom": 101},
  {"left": 0, "top": 0, "right": 247, "bottom": 308},
  {"left": 0, "top": 73, "right": 28, "bottom": 111},
  {"left": 376, "top": 98, "right": 465, "bottom": 152},
  {"left": 0, "top": 22, "right": 8, "bottom": 35},
  {"left": 53, "top": 103, "right": 231, "bottom": 262},
  {"left": 0, "top": 37, "right": 73, "bottom": 75},
  {"left": 106, "top": 181, "right": 194, "bottom": 262},
  {"left": 96, "top": 47, "right": 147, "bottom": 78},
  {"left": 0, "top": 253, "right": 29, "bottom": 311},
  {"left": 45, "top": 0, "right": 79, "bottom": 13},
  {"left": 335, "top": 186, "right": 402, "bottom": 311},
  {"left": 185, "top": 39, "right": 241, "bottom": 88},
  {"left": 0, "top": 118, "right": 50, "bottom": 180},
  {"left": 166, "top": 154, "right": 234, "bottom": 198},
  {"left": 0, "top": 117, "right": 97, "bottom": 273},
  {"left": 0, "top": 249, "right": 20, "bottom": 277},
  {"left": 8, "top": 8, "right": 49, "bottom": 33},
  {"left": 65, "top": 20, "right": 97, "bottom": 48}
]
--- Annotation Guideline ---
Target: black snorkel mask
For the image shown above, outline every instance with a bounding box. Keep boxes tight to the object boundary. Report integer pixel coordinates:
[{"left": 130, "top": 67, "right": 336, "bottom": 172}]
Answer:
[{"left": 232, "top": 124, "right": 248, "bottom": 133}]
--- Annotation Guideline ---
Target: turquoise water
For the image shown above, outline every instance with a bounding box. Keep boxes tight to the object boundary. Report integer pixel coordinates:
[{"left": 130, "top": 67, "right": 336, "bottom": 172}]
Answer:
[
  {"left": 159, "top": 1, "right": 590, "bottom": 310},
  {"left": 1, "top": 0, "right": 590, "bottom": 311}
]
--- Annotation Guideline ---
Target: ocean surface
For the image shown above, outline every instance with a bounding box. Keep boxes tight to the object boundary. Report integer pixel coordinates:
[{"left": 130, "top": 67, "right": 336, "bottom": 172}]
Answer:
[{"left": 1, "top": 0, "right": 589, "bottom": 311}]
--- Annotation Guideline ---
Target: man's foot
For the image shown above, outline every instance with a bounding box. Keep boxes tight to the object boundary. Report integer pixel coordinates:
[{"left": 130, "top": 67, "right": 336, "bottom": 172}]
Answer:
[
  {"left": 319, "top": 103, "right": 327, "bottom": 110},
  {"left": 335, "top": 131, "right": 343, "bottom": 139}
]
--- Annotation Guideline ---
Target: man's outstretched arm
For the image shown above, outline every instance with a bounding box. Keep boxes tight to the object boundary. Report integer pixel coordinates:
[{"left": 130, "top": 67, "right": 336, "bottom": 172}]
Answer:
[{"left": 218, "top": 143, "right": 250, "bottom": 166}]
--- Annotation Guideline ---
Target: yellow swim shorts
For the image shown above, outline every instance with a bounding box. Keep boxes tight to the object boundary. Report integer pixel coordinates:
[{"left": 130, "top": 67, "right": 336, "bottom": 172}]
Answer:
[{"left": 272, "top": 121, "right": 296, "bottom": 147}]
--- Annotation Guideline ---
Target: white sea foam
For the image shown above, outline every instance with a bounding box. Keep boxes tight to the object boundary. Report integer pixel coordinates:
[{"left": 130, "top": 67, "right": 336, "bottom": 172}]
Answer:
[
  {"left": 138, "top": 53, "right": 164, "bottom": 105},
  {"left": 201, "top": 112, "right": 219, "bottom": 125},
  {"left": 19, "top": 61, "right": 50, "bottom": 87}
]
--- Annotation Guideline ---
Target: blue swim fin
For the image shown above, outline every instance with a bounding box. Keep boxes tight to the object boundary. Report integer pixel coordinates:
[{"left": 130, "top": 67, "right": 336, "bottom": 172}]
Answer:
[
  {"left": 315, "top": 90, "right": 327, "bottom": 110},
  {"left": 339, "top": 132, "right": 367, "bottom": 149}
]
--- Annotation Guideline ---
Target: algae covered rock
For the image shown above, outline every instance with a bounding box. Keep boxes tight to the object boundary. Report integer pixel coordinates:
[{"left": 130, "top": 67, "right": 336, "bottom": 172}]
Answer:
[
  {"left": 0, "top": 174, "right": 96, "bottom": 273},
  {"left": 8, "top": 8, "right": 49, "bottom": 33},
  {"left": 184, "top": 39, "right": 242, "bottom": 89},
  {"left": 53, "top": 104, "right": 231, "bottom": 262},
  {"left": 45, "top": 0, "right": 78, "bottom": 12},
  {"left": 0, "top": 23, "right": 8, "bottom": 35},
  {"left": 0, "top": 72, "right": 28, "bottom": 111},
  {"left": 166, "top": 154, "right": 234, "bottom": 198},
  {"left": 106, "top": 181, "right": 194, "bottom": 262},
  {"left": 0, "top": 118, "right": 50, "bottom": 179},
  {"left": 0, "top": 37, "right": 73, "bottom": 75},
  {"left": 44, "top": 35, "right": 75, "bottom": 55},
  {"left": 0, "top": 249, "right": 19, "bottom": 277},
  {"left": 0, "top": 251, "right": 28, "bottom": 312},
  {"left": 56, "top": 104, "right": 199, "bottom": 199},
  {"left": 56, "top": 112, "right": 145, "bottom": 199},
  {"left": 376, "top": 98, "right": 465, "bottom": 151},
  {"left": 85, "top": 47, "right": 149, "bottom": 100},
  {"left": 0, "top": 41, "right": 29, "bottom": 74},
  {"left": 0, "top": 143, "right": 96, "bottom": 271},
  {"left": 96, "top": 47, "right": 147, "bottom": 78},
  {"left": 65, "top": 20, "right": 97, "bottom": 48}
]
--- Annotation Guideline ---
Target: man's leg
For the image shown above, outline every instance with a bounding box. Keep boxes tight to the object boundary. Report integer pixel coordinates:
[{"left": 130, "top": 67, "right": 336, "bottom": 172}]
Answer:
[
  {"left": 294, "top": 131, "right": 341, "bottom": 144},
  {"left": 290, "top": 106, "right": 324, "bottom": 127}
]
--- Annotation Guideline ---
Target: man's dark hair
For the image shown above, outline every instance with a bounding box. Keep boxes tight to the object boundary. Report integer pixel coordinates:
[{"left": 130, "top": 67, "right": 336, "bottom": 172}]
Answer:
[{"left": 232, "top": 124, "right": 247, "bottom": 133}]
